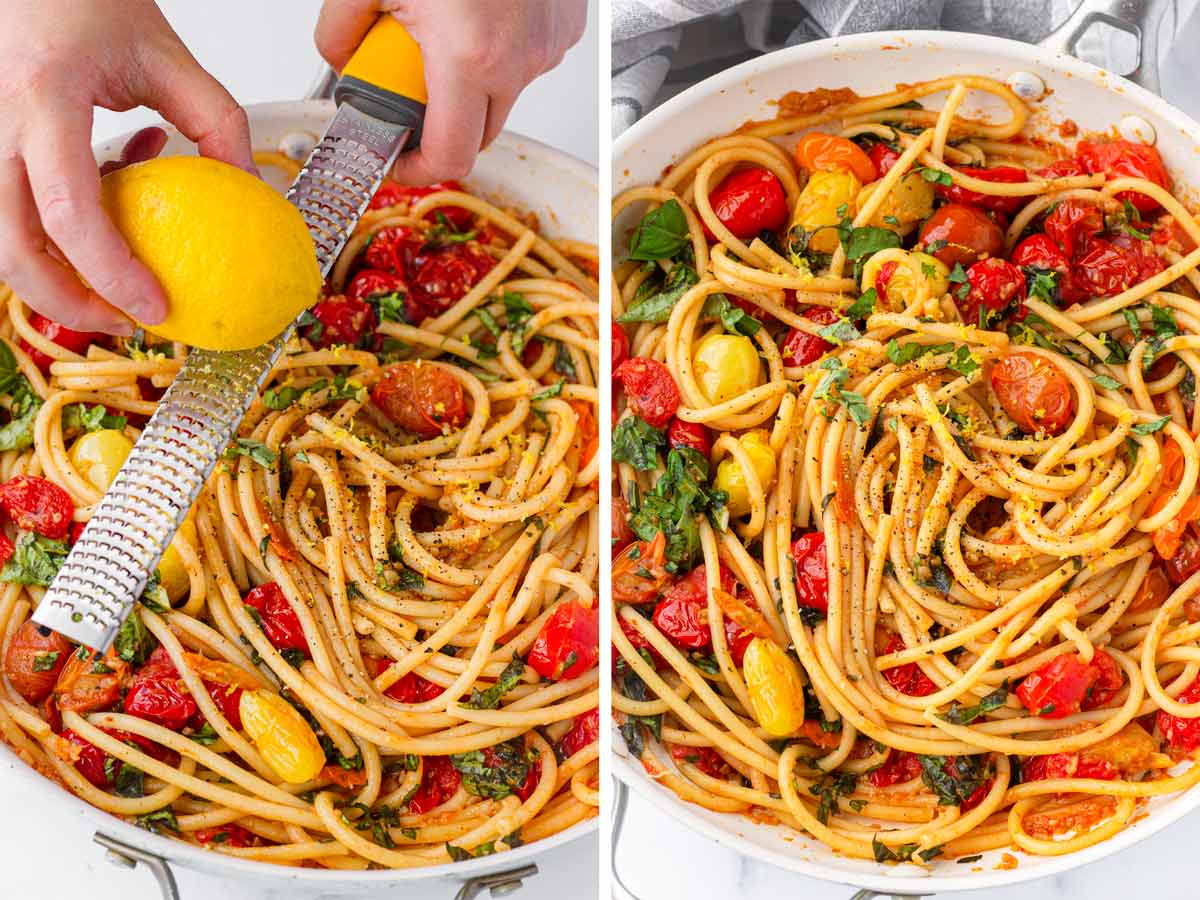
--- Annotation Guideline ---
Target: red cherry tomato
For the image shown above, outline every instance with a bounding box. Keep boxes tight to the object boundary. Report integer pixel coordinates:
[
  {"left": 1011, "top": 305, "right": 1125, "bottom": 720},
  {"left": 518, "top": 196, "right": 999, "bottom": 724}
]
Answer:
[
  {"left": 206, "top": 681, "right": 243, "bottom": 729},
  {"left": 724, "top": 618, "right": 754, "bottom": 667},
  {"left": 790, "top": 532, "right": 829, "bottom": 612},
  {"left": 705, "top": 167, "right": 789, "bottom": 240},
  {"left": 867, "top": 142, "right": 901, "bottom": 179},
  {"left": 18, "top": 313, "right": 104, "bottom": 374},
  {"left": 1011, "top": 234, "right": 1086, "bottom": 307},
  {"left": 560, "top": 708, "right": 599, "bottom": 758},
  {"left": 990, "top": 351, "right": 1074, "bottom": 435},
  {"left": 243, "top": 582, "right": 310, "bottom": 658},
  {"left": 653, "top": 566, "right": 715, "bottom": 650},
  {"left": 669, "top": 743, "right": 730, "bottom": 779},
  {"left": 1023, "top": 752, "right": 1118, "bottom": 782},
  {"left": 612, "top": 533, "right": 674, "bottom": 605},
  {"left": 1157, "top": 677, "right": 1200, "bottom": 755},
  {"left": 613, "top": 615, "right": 665, "bottom": 668},
  {"left": 482, "top": 743, "right": 540, "bottom": 801},
  {"left": 1037, "top": 157, "right": 1088, "bottom": 180},
  {"left": 54, "top": 646, "right": 129, "bottom": 714},
  {"left": 795, "top": 134, "right": 876, "bottom": 183},
  {"left": 881, "top": 633, "right": 938, "bottom": 697},
  {"left": 364, "top": 224, "right": 424, "bottom": 275},
  {"left": 303, "top": 294, "right": 379, "bottom": 349},
  {"left": 3, "top": 619, "right": 72, "bottom": 703},
  {"left": 1043, "top": 198, "right": 1104, "bottom": 257},
  {"left": 781, "top": 306, "right": 839, "bottom": 366},
  {"left": 194, "top": 824, "right": 260, "bottom": 847},
  {"left": 124, "top": 650, "right": 198, "bottom": 731},
  {"left": 369, "top": 180, "right": 473, "bottom": 231},
  {"left": 918, "top": 203, "right": 1004, "bottom": 268},
  {"left": 667, "top": 418, "right": 712, "bottom": 457},
  {"left": 408, "top": 756, "right": 462, "bottom": 813},
  {"left": 372, "top": 362, "right": 468, "bottom": 437},
  {"left": 935, "top": 165, "right": 1028, "bottom": 214},
  {"left": 958, "top": 258, "right": 1025, "bottom": 329},
  {"left": 1073, "top": 234, "right": 1164, "bottom": 299},
  {"left": 612, "top": 322, "right": 630, "bottom": 375},
  {"left": 866, "top": 750, "right": 922, "bottom": 788},
  {"left": 0, "top": 474, "right": 75, "bottom": 540},
  {"left": 527, "top": 601, "right": 600, "bottom": 681},
  {"left": 1076, "top": 140, "right": 1171, "bottom": 213},
  {"left": 1016, "top": 650, "right": 1120, "bottom": 718},
  {"left": 59, "top": 729, "right": 113, "bottom": 788},
  {"left": 1166, "top": 532, "right": 1200, "bottom": 586},
  {"left": 612, "top": 494, "right": 634, "bottom": 559},
  {"left": 362, "top": 654, "right": 446, "bottom": 704},
  {"left": 614, "top": 357, "right": 680, "bottom": 428},
  {"left": 409, "top": 243, "right": 496, "bottom": 319},
  {"left": 347, "top": 268, "right": 408, "bottom": 305}
]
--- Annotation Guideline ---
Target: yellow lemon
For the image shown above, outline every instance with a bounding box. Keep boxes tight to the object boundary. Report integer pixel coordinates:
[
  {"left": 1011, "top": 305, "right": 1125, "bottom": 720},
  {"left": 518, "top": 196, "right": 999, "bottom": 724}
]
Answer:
[{"left": 101, "top": 157, "right": 321, "bottom": 350}]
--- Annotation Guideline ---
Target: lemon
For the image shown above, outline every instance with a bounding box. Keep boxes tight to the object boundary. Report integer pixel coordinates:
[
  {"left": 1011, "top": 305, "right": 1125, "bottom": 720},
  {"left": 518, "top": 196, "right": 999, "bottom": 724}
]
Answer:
[{"left": 101, "top": 157, "right": 320, "bottom": 350}]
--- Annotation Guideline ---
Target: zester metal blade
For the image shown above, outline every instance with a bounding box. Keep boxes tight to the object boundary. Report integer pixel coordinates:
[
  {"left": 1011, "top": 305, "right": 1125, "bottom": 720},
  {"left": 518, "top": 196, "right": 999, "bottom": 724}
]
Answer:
[{"left": 33, "top": 105, "right": 411, "bottom": 650}]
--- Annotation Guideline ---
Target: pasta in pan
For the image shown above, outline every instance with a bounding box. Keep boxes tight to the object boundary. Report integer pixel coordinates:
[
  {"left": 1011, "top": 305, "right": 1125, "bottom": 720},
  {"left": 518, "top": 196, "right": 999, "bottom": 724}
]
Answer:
[
  {"left": 612, "top": 75, "right": 1200, "bottom": 861},
  {"left": 0, "top": 172, "right": 600, "bottom": 869}
]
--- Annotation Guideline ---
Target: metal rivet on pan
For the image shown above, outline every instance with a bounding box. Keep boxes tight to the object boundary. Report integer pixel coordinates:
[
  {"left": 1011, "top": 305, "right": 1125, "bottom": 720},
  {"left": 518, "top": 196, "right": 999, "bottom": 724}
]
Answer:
[
  {"left": 280, "top": 131, "right": 317, "bottom": 161},
  {"left": 1118, "top": 114, "right": 1157, "bottom": 145},
  {"left": 1006, "top": 71, "right": 1046, "bottom": 101}
]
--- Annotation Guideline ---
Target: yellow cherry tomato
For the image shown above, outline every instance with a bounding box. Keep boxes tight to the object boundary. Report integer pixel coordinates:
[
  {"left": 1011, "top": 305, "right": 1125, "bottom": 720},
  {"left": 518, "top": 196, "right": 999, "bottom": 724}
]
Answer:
[
  {"left": 714, "top": 430, "right": 776, "bottom": 517},
  {"left": 859, "top": 251, "right": 950, "bottom": 312},
  {"left": 239, "top": 689, "right": 326, "bottom": 784},
  {"left": 69, "top": 428, "right": 133, "bottom": 491},
  {"left": 692, "top": 333, "right": 762, "bottom": 405},
  {"left": 856, "top": 170, "right": 935, "bottom": 235},
  {"left": 742, "top": 637, "right": 806, "bottom": 737},
  {"left": 789, "top": 171, "right": 861, "bottom": 255},
  {"left": 157, "top": 518, "right": 199, "bottom": 603}
]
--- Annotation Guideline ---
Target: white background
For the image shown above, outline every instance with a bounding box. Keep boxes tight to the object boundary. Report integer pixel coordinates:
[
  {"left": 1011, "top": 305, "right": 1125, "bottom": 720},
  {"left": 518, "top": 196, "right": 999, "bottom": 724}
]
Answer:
[{"left": 0, "top": 2, "right": 598, "bottom": 899}]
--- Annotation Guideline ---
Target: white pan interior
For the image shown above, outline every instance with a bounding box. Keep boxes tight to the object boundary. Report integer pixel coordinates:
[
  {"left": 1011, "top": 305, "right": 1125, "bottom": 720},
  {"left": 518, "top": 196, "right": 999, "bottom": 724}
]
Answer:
[
  {"left": 613, "top": 29, "right": 1200, "bottom": 894},
  {"left": 0, "top": 99, "right": 597, "bottom": 891}
]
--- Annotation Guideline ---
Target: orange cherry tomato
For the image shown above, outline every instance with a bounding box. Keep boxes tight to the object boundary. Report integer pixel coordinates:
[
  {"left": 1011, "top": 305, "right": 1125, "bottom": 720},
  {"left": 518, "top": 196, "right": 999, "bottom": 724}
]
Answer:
[
  {"left": 990, "top": 351, "right": 1074, "bottom": 435},
  {"left": 3, "top": 620, "right": 72, "bottom": 704},
  {"left": 54, "top": 646, "right": 130, "bottom": 714},
  {"left": 372, "top": 362, "right": 468, "bottom": 437},
  {"left": 917, "top": 203, "right": 1004, "bottom": 268},
  {"left": 612, "top": 532, "right": 673, "bottom": 605},
  {"left": 794, "top": 133, "right": 875, "bottom": 183}
]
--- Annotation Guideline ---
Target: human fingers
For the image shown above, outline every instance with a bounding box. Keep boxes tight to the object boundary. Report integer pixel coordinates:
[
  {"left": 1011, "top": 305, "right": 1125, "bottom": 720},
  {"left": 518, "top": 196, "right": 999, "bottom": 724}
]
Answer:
[
  {"left": 314, "top": 0, "right": 379, "bottom": 71},
  {"left": 480, "top": 92, "right": 519, "bottom": 151},
  {"left": 99, "top": 125, "right": 168, "bottom": 176}
]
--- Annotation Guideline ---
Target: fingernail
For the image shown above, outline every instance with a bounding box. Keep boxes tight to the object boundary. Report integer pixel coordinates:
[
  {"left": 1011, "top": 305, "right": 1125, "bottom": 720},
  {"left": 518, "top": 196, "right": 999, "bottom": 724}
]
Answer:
[{"left": 129, "top": 297, "right": 167, "bottom": 326}]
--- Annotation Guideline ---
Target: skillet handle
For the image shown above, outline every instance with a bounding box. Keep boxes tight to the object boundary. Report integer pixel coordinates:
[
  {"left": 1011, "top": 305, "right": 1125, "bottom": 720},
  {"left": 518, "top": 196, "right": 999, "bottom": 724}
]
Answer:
[
  {"left": 94, "top": 833, "right": 180, "bottom": 900},
  {"left": 1039, "top": 0, "right": 1173, "bottom": 95}
]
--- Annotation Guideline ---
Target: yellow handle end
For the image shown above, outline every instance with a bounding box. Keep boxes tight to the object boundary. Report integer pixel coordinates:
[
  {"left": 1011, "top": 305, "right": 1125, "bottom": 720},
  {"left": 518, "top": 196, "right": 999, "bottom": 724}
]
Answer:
[{"left": 341, "top": 15, "right": 427, "bottom": 105}]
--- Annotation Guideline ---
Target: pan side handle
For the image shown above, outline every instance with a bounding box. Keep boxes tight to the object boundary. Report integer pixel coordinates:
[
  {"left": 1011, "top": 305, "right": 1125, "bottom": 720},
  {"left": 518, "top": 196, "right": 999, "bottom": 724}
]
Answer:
[{"left": 1039, "top": 0, "right": 1175, "bottom": 95}]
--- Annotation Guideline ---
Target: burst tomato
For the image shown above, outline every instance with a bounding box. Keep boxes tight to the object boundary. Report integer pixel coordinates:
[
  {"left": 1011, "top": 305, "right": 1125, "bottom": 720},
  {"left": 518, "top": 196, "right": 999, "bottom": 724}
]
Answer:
[
  {"left": 528, "top": 601, "right": 600, "bottom": 681},
  {"left": 560, "top": 708, "right": 599, "bottom": 758},
  {"left": 958, "top": 258, "right": 1025, "bottom": 328},
  {"left": 1157, "top": 677, "right": 1200, "bottom": 754},
  {"left": 346, "top": 268, "right": 408, "bottom": 309},
  {"left": 0, "top": 475, "right": 74, "bottom": 539},
  {"left": 364, "top": 224, "right": 424, "bottom": 274},
  {"left": 612, "top": 494, "right": 634, "bottom": 558},
  {"left": 724, "top": 618, "right": 754, "bottom": 667},
  {"left": 881, "top": 634, "right": 938, "bottom": 697},
  {"left": 1166, "top": 532, "right": 1200, "bottom": 586},
  {"left": 372, "top": 362, "right": 468, "bottom": 437},
  {"left": 19, "top": 313, "right": 103, "bottom": 374},
  {"left": 124, "top": 651, "right": 198, "bottom": 731},
  {"left": 1010, "top": 233, "right": 1086, "bottom": 307},
  {"left": 918, "top": 203, "right": 1004, "bottom": 268},
  {"left": 194, "top": 824, "right": 260, "bottom": 847},
  {"left": 935, "top": 165, "right": 1028, "bottom": 214},
  {"left": 54, "top": 646, "right": 129, "bottom": 714},
  {"left": 795, "top": 133, "right": 876, "bottom": 183},
  {"left": 990, "top": 351, "right": 1074, "bottom": 435},
  {"left": 409, "top": 242, "right": 496, "bottom": 320},
  {"left": 243, "top": 582, "right": 310, "bottom": 657},
  {"left": 59, "top": 729, "right": 112, "bottom": 787},
  {"left": 612, "top": 322, "right": 630, "bottom": 374},
  {"left": 614, "top": 615, "right": 665, "bottom": 669},
  {"left": 206, "top": 681, "right": 243, "bottom": 729},
  {"left": 670, "top": 743, "right": 730, "bottom": 779},
  {"left": 407, "top": 756, "right": 461, "bottom": 813},
  {"left": 614, "top": 357, "right": 680, "bottom": 428},
  {"left": 705, "top": 167, "right": 789, "bottom": 240},
  {"left": 652, "top": 565, "right": 726, "bottom": 650},
  {"left": 867, "top": 749, "right": 922, "bottom": 788},
  {"left": 1043, "top": 198, "right": 1103, "bottom": 257},
  {"left": 303, "top": 294, "right": 378, "bottom": 349},
  {"left": 781, "top": 306, "right": 839, "bottom": 366},
  {"left": 667, "top": 418, "right": 712, "bottom": 457},
  {"left": 790, "top": 532, "right": 829, "bottom": 612},
  {"left": 482, "top": 744, "right": 540, "bottom": 801},
  {"left": 1037, "top": 157, "right": 1088, "bottom": 180},
  {"left": 1022, "top": 752, "right": 1118, "bottom": 782},
  {"left": 370, "top": 180, "right": 472, "bottom": 231},
  {"left": 1016, "top": 651, "right": 1120, "bottom": 718},
  {"left": 1076, "top": 140, "right": 1171, "bottom": 213},
  {"left": 612, "top": 533, "right": 673, "bottom": 605},
  {"left": 1073, "top": 234, "right": 1164, "bottom": 298},
  {"left": 3, "top": 619, "right": 72, "bottom": 703},
  {"left": 867, "top": 142, "right": 901, "bottom": 179}
]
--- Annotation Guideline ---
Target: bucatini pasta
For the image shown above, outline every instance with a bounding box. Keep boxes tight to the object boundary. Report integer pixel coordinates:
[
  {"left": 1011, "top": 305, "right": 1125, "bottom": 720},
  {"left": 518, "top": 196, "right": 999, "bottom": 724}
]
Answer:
[
  {"left": 612, "top": 75, "right": 1200, "bottom": 862},
  {"left": 0, "top": 169, "right": 599, "bottom": 869}
]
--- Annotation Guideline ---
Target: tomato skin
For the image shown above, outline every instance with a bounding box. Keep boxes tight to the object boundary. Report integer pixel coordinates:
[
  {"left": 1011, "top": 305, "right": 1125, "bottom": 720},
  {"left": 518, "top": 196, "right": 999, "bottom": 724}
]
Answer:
[
  {"left": 1023, "top": 752, "right": 1118, "bottom": 783},
  {"left": 19, "top": 313, "right": 104, "bottom": 374},
  {"left": 1157, "top": 677, "right": 1200, "bottom": 754},
  {"left": 194, "top": 824, "right": 259, "bottom": 847},
  {"left": 781, "top": 306, "right": 839, "bottom": 366},
  {"left": 990, "top": 351, "right": 1074, "bottom": 435},
  {"left": 1043, "top": 199, "right": 1103, "bottom": 257},
  {"left": 867, "top": 750, "right": 922, "bottom": 788},
  {"left": 614, "top": 357, "right": 680, "bottom": 428},
  {"left": 611, "top": 494, "right": 634, "bottom": 558},
  {"left": 372, "top": 362, "right": 468, "bottom": 437},
  {"left": 3, "top": 619, "right": 72, "bottom": 703},
  {"left": 935, "top": 165, "right": 1028, "bottom": 214},
  {"left": 670, "top": 743, "right": 730, "bottom": 779},
  {"left": 795, "top": 134, "right": 876, "bottom": 183},
  {"left": 613, "top": 615, "right": 665, "bottom": 668},
  {"left": 1166, "top": 532, "right": 1200, "bottom": 586},
  {"left": 124, "top": 651, "right": 199, "bottom": 731},
  {"left": 612, "top": 322, "right": 630, "bottom": 375},
  {"left": 1011, "top": 234, "right": 1086, "bottom": 307},
  {"left": 1037, "top": 157, "right": 1088, "bottom": 180},
  {"left": 867, "top": 142, "right": 901, "bottom": 179},
  {"left": 1076, "top": 140, "right": 1171, "bottom": 213},
  {"left": 560, "top": 708, "right": 599, "bottom": 758},
  {"left": 667, "top": 418, "right": 712, "bottom": 457},
  {"left": 1073, "top": 234, "right": 1164, "bottom": 299},
  {"left": 724, "top": 618, "right": 754, "bottom": 667},
  {"left": 612, "top": 533, "right": 674, "bottom": 605},
  {"left": 303, "top": 294, "right": 378, "bottom": 349},
  {"left": 370, "top": 180, "right": 472, "bottom": 231},
  {"left": 243, "top": 582, "right": 310, "bottom": 658},
  {"left": 59, "top": 729, "right": 113, "bottom": 788},
  {"left": 705, "top": 167, "right": 789, "bottom": 240},
  {"left": 364, "top": 224, "right": 424, "bottom": 275},
  {"left": 527, "top": 601, "right": 600, "bottom": 681},
  {"left": 1016, "top": 651, "right": 1119, "bottom": 718},
  {"left": 918, "top": 203, "right": 1004, "bottom": 268},
  {"left": 958, "top": 258, "right": 1025, "bottom": 328},
  {"left": 206, "top": 681, "right": 243, "bottom": 729},
  {"left": 54, "top": 646, "right": 129, "bottom": 714},
  {"left": 1084, "top": 649, "right": 1124, "bottom": 709},
  {"left": 345, "top": 267, "right": 410, "bottom": 325},
  {"left": 651, "top": 565, "right": 738, "bottom": 651},
  {"left": 409, "top": 242, "right": 497, "bottom": 320},
  {"left": 408, "top": 756, "right": 462, "bottom": 813},
  {"left": 0, "top": 475, "right": 75, "bottom": 540},
  {"left": 881, "top": 634, "right": 938, "bottom": 697},
  {"left": 790, "top": 532, "right": 829, "bottom": 612}
]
